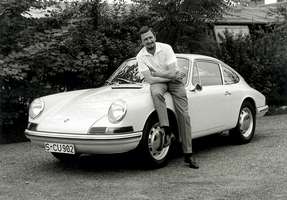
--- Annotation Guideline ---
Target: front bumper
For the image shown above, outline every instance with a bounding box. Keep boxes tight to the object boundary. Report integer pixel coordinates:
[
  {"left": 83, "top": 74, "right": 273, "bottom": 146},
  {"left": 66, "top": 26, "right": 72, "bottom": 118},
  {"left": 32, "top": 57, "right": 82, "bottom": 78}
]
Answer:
[
  {"left": 256, "top": 105, "right": 269, "bottom": 118},
  {"left": 24, "top": 130, "right": 142, "bottom": 154}
]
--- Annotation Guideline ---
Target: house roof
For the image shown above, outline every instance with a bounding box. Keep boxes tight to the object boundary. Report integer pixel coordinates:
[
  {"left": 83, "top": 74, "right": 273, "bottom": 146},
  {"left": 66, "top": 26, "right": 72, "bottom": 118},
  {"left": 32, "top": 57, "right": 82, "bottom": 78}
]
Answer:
[
  {"left": 217, "top": 6, "right": 275, "bottom": 25},
  {"left": 25, "top": 2, "right": 276, "bottom": 25}
]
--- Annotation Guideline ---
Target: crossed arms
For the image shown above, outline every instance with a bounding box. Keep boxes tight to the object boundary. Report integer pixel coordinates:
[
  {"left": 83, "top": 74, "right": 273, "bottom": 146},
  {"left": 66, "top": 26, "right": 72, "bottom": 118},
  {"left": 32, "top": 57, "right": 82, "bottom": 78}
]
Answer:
[{"left": 142, "top": 62, "right": 185, "bottom": 85}]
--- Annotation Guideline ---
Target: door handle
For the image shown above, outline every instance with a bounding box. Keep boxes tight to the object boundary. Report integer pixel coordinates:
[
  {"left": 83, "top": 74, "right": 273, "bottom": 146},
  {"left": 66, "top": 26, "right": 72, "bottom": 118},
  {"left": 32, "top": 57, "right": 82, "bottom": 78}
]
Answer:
[{"left": 225, "top": 91, "right": 231, "bottom": 96}]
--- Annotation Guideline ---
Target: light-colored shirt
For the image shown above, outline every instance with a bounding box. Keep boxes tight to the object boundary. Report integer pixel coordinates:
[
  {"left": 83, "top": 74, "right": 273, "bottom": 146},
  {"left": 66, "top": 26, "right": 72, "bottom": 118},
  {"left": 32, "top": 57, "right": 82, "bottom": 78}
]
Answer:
[{"left": 136, "top": 42, "right": 178, "bottom": 73}]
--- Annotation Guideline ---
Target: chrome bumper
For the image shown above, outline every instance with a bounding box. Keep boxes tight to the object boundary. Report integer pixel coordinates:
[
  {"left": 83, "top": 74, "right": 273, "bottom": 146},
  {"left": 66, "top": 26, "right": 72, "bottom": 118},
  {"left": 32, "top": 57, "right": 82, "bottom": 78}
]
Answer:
[
  {"left": 25, "top": 130, "right": 142, "bottom": 154},
  {"left": 256, "top": 105, "right": 269, "bottom": 118}
]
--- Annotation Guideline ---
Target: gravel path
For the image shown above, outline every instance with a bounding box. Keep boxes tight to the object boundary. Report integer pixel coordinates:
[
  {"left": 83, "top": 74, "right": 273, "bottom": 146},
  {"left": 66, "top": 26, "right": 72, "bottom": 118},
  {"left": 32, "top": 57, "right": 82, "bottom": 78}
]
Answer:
[{"left": 0, "top": 114, "right": 287, "bottom": 200}]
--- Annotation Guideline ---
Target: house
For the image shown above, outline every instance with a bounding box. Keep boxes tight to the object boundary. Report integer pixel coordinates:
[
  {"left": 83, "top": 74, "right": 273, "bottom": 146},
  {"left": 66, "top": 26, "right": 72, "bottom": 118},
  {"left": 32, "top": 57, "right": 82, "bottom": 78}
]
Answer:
[
  {"left": 254, "top": 0, "right": 287, "bottom": 7},
  {"left": 213, "top": 0, "right": 286, "bottom": 42},
  {"left": 24, "top": 0, "right": 285, "bottom": 43}
]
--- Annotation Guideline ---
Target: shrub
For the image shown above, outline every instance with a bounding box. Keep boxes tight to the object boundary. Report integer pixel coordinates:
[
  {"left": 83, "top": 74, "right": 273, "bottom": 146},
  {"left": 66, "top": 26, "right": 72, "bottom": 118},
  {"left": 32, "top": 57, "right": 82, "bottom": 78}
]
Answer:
[
  {"left": 0, "top": 0, "right": 152, "bottom": 144},
  {"left": 1, "top": 0, "right": 286, "bottom": 143},
  {"left": 214, "top": 28, "right": 287, "bottom": 106}
]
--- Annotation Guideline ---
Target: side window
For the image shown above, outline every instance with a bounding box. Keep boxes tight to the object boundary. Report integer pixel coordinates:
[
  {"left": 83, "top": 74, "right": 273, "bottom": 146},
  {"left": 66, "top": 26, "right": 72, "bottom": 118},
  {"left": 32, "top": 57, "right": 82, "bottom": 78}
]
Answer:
[
  {"left": 221, "top": 63, "right": 240, "bottom": 84},
  {"left": 177, "top": 58, "right": 189, "bottom": 85},
  {"left": 194, "top": 61, "right": 223, "bottom": 86}
]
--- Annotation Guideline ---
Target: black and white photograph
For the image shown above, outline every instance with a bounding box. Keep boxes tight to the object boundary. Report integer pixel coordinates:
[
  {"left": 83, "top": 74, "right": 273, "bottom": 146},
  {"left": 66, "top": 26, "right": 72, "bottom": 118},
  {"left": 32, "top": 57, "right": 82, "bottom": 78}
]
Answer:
[{"left": 1, "top": 0, "right": 286, "bottom": 199}]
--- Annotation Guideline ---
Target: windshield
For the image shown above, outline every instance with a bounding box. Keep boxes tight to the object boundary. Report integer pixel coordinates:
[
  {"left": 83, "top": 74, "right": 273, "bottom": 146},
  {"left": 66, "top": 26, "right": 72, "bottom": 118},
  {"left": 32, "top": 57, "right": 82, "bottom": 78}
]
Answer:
[
  {"left": 107, "top": 59, "right": 147, "bottom": 85},
  {"left": 107, "top": 57, "right": 190, "bottom": 85}
]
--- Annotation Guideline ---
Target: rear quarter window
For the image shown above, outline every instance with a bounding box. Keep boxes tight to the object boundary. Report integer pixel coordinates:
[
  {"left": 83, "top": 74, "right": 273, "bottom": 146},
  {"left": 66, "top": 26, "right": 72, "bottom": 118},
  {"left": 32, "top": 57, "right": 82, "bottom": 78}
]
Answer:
[{"left": 221, "top": 63, "right": 240, "bottom": 84}]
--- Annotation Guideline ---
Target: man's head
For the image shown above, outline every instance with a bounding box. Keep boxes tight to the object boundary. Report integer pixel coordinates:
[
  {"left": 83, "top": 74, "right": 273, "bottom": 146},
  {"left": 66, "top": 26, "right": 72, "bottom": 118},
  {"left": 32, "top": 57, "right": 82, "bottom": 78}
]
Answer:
[{"left": 138, "top": 26, "right": 156, "bottom": 52}]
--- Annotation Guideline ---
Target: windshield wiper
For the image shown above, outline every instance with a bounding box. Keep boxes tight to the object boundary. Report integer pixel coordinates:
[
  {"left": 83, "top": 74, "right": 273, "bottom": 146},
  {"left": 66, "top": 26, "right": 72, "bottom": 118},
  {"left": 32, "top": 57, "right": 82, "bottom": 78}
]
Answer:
[
  {"left": 116, "top": 78, "right": 143, "bottom": 86},
  {"left": 105, "top": 80, "right": 119, "bottom": 86}
]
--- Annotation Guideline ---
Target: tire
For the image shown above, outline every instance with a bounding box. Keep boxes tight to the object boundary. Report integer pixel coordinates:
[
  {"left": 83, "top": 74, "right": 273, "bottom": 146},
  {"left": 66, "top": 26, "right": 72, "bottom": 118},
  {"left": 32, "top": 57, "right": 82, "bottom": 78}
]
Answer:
[
  {"left": 138, "top": 115, "right": 172, "bottom": 169},
  {"left": 229, "top": 101, "right": 256, "bottom": 144},
  {"left": 51, "top": 152, "right": 81, "bottom": 161}
]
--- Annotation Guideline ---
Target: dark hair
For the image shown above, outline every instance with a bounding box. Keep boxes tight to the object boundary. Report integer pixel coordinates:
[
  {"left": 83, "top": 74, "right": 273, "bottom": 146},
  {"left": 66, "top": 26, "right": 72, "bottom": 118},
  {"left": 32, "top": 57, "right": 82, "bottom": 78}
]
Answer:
[{"left": 138, "top": 26, "right": 156, "bottom": 41}]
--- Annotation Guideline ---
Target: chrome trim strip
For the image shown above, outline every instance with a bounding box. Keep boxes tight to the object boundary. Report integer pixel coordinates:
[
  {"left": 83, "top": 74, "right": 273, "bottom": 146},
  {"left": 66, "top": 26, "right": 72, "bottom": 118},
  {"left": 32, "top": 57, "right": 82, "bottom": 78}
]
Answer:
[
  {"left": 257, "top": 105, "right": 269, "bottom": 113},
  {"left": 25, "top": 130, "right": 142, "bottom": 140},
  {"left": 256, "top": 105, "right": 269, "bottom": 118}
]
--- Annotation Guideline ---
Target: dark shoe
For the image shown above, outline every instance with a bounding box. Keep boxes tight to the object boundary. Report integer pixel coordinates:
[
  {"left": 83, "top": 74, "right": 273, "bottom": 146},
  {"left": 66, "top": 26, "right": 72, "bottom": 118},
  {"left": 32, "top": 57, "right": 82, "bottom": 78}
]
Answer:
[
  {"left": 156, "top": 128, "right": 165, "bottom": 151},
  {"left": 161, "top": 126, "right": 172, "bottom": 148},
  {"left": 184, "top": 156, "right": 199, "bottom": 169},
  {"left": 163, "top": 134, "right": 171, "bottom": 147},
  {"left": 163, "top": 133, "right": 175, "bottom": 147}
]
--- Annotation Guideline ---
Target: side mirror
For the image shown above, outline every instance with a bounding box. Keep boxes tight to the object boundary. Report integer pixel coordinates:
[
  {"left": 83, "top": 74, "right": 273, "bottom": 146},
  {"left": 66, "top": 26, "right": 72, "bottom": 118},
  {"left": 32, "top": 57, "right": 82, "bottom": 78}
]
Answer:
[
  {"left": 195, "top": 83, "right": 202, "bottom": 91},
  {"left": 190, "top": 83, "right": 202, "bottom": 92}
]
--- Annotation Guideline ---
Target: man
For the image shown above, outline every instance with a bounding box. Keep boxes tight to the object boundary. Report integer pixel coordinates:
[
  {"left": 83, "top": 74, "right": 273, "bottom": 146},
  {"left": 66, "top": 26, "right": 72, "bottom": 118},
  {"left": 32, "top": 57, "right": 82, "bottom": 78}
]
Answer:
[{"left": 136, "top": 26, "right": 199, "bottom": 169}]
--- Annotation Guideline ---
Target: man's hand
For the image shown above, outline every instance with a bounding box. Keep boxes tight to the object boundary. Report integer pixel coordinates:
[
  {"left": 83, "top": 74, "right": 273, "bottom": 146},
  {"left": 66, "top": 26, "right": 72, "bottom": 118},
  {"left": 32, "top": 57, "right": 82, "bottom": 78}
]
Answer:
[
  {"left": 153, "top": 62, "right": 177, "bottom": 79},
  {"left": 174, "top": 71, "right": 186, "bottom": 81}
]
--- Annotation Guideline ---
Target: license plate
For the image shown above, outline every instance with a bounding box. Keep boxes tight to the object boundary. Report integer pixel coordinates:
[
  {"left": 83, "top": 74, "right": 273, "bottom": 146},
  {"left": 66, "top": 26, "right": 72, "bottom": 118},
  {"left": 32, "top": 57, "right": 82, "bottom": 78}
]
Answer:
[{"left": 45, "top": 142, "right": 75, "bottom": 154}]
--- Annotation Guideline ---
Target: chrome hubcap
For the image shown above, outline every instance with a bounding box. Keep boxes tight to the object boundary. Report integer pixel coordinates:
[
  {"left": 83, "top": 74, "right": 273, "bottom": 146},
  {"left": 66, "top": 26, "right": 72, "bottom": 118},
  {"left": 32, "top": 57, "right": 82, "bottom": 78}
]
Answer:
[{"left": 239, "top": 107, "right": 253, "bottom": 138}]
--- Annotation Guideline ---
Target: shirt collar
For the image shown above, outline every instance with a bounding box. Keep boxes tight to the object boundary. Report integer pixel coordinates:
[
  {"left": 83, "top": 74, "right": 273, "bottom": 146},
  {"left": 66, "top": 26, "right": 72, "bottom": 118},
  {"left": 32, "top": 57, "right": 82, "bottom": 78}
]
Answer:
[{"left": 142, "top": 42, "right": 162, "bottom": 56}]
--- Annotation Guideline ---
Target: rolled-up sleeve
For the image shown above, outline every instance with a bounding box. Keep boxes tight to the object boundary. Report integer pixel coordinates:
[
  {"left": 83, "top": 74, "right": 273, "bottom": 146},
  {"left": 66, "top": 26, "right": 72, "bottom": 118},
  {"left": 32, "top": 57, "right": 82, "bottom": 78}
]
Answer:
[{"left": 166, "top": 45, "right": 177, "bottom": 65}]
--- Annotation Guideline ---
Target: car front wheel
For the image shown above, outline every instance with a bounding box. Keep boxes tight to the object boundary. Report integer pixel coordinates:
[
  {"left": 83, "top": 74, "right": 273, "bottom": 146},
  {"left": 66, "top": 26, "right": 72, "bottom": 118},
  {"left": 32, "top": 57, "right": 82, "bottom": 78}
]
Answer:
[
  {"left": 229, "top": 101, "right": 256, "bottom": 144},
  {"left": 138, "top": 115, "right": 171, "bottom": 169}
]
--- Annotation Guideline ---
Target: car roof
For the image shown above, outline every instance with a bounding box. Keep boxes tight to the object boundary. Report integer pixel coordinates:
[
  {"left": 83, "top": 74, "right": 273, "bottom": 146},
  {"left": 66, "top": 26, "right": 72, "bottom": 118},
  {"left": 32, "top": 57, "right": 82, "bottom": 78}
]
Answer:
[
  {"left": 130, "top": 54, "right": 219, "bottom": 62},
  {"left": 176, "top": 54, "right": 245, "bottom": 80},
  {"left": 175, "top": 53, "right": 219, "bottom": 61}
]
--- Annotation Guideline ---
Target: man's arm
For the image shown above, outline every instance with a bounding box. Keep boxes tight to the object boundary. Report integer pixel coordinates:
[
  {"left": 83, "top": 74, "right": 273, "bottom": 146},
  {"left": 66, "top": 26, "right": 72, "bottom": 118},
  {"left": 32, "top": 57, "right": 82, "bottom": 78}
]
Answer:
[
  {"left": 152, "top": 62, "right": 177, "bottom": 79},
  {"left": 152, "top": 62, "right": 186, "bottom": 81},
  {"left": 142, "top": 69, "right": 185, "bottom": 85},
  {"left": 142, "top": 70, "right": 172, "bottom": 85}
]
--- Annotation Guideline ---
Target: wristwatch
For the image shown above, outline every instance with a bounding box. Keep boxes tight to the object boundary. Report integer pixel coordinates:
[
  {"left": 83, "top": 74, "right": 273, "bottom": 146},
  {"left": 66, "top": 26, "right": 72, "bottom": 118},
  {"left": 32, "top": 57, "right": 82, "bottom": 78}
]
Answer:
[{"left": 174, "top": 70, "right": 179, "bottom": 80}]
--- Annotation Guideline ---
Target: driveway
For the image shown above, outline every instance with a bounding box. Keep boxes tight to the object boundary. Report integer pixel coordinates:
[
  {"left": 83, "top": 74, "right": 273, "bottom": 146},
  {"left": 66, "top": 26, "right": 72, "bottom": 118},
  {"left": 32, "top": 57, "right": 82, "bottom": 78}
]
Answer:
[{"left": 0, "top": 114, "right": 287, "bottom": 200}]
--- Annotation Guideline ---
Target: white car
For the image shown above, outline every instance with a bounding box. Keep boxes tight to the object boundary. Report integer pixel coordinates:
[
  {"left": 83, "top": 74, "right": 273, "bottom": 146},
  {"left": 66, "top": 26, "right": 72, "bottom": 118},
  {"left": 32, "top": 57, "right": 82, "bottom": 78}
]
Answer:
[{"left": 25, "top": 54, "right": 269, "bottom": 168}]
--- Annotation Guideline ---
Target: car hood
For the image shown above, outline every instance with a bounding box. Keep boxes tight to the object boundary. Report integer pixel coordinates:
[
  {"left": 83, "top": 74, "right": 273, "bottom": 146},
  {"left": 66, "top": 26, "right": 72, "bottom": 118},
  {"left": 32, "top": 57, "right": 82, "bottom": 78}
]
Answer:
[{"left": 36, "top": 84, "right": 150, "bottom": 134}]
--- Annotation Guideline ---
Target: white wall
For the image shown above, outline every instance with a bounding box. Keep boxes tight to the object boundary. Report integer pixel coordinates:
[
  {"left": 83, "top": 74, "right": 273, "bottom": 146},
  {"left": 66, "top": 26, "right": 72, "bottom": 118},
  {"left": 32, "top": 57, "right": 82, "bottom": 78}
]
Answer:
[{"left": 265, "top": 0, "right": 277, "bottom": 4}]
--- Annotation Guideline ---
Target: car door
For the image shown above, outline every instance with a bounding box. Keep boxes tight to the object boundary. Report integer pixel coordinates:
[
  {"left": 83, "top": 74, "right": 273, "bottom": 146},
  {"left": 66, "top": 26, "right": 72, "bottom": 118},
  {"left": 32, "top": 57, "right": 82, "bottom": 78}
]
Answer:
[{"left": 187, "top": 60, "right": 233, "bottom": 134}]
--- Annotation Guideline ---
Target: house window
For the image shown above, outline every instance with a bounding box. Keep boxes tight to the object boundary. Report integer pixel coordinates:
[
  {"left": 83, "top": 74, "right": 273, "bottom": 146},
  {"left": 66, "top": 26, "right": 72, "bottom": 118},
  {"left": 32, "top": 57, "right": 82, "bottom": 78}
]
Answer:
[
  {"left": 265, "top": 0, "right": 277, "bottom": 4},
  {"left": 214, "top": 25, "right": 250, "bottom": 43}
]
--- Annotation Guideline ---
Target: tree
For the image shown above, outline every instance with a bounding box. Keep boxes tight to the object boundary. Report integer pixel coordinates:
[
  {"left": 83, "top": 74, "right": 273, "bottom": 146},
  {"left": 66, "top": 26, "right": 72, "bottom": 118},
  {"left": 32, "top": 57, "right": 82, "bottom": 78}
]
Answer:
[
  {"left": 0, "top": 0, "right": 153, "bottom": 143},
  {"left": 0, "top": 0, "right": 59, "bottom": 143},
  {"left": 268, "top": 3, "right": 287, "bottom": 105},
  {"left": 131, "top": 0, "right": 248, "bottom": 52},
  {"left": 216, "top": 3, "right": 287, "bottom": 106}
]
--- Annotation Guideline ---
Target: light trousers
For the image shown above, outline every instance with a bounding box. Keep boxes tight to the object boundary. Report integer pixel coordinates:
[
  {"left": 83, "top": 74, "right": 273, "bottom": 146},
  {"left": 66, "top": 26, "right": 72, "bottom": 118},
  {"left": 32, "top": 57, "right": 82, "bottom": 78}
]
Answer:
[{"left": 150, "top": 80, "right": 193, "bottom": 154}]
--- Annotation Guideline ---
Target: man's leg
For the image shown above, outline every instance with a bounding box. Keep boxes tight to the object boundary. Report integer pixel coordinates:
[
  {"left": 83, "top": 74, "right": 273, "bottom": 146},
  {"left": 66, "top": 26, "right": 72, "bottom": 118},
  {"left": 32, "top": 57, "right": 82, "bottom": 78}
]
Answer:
[
  {"left": 150, "top": 83, "right": 169, "bottom": 127},
  {"left": 168, "top": 81, "right": 199, "bottom": 168},
  {"left": 168, "top": 81, "right": 192, "bottom": 153},
  {"left": 150, "top": 83, "right": 172, "bottom": 149}
]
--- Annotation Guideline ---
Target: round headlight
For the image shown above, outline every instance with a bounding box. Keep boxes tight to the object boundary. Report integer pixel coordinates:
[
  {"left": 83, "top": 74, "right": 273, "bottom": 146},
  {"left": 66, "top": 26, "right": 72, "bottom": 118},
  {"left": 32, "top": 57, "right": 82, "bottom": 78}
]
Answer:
[
  {"left": 108, "top": 100, "right": 127, "bottom": 124},
  {"left": 29, "top": 98, "right": 44, "bottom": 119}
]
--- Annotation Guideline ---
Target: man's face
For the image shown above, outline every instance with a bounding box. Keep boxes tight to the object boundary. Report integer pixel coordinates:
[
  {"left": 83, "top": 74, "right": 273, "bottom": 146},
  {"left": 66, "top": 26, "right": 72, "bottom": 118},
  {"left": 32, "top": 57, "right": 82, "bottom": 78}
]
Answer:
[{"left": 141, "top": 30, "right": 156, "bottom": 51}]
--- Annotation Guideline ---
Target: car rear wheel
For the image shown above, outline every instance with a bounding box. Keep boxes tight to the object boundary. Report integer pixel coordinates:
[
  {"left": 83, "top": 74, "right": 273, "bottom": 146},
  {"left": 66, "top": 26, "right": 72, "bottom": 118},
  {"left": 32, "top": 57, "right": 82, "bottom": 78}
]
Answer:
[
  {"left": 51, "top": 152, "right": 81, "bottom": 161},
  {"left": 138, "top": 115, "right": 171, "bottom": 169},
  {"left": 229, "top": 101, "right": 256, "bottom": 144}
]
